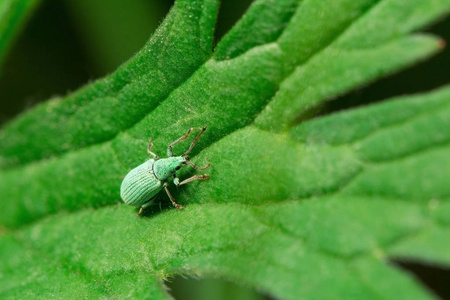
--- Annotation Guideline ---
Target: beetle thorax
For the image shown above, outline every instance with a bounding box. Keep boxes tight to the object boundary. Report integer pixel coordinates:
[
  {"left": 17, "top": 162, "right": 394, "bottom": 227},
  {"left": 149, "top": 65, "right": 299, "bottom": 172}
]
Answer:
[{"left": 153, "top": 156, "right": 186, "bottom": 180}]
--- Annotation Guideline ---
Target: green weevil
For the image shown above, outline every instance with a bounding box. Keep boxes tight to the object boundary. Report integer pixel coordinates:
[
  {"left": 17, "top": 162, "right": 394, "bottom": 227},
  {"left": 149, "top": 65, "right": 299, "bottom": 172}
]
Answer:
[{"left": 120, "top": 126, "right": 210, "bottom": 215}]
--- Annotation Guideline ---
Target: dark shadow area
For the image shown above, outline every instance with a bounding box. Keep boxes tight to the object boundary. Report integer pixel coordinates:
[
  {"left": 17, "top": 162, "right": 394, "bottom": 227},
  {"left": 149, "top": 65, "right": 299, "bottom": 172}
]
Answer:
[
  {"left": 214, "top": 0, "right": 253, "bottom": 45},
  {"left": 393, "top": 259, "right": 450, "bottom": 300},
  {"left": 136, "top": 196, "right": 174, "bottom": 218},
  {"left": 0, "top": 0, "right": 89, "bottom": 124},
  {"left": 166, "top": 276, "right": 274, "bottom": 300}
]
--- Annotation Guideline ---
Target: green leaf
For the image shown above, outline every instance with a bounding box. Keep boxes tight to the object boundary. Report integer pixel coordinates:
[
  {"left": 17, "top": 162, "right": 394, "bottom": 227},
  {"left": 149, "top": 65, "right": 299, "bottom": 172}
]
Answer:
[
  {"left": 0, "top": 0, "right": 219, "bottom": 168},
  {"left": 1, "top": 0, "right": 450, "bottom": 299},
  {"left": 0, "top": 0, "right": 39, "bottom": 69},
  {"left": 255, "top": 0, "right": 450, "bottom": 131}
]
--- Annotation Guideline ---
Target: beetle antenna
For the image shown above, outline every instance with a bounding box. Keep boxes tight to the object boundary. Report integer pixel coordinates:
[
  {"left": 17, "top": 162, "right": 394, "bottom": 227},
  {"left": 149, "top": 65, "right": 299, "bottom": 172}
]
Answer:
[
  {"left": 167, "top": 128, "right": 194, "bottom": 157},
  {"left": 186, "top": 160, "right": 210, "bottom": 170},
  {"left": 182, "top": 126, "right": 207, "bottom": 156}
]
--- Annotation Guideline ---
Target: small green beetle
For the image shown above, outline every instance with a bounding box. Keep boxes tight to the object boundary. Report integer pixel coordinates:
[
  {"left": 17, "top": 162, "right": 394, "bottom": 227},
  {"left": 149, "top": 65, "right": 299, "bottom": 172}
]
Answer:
[{"left": 120, "top": 126, "right": 210, "bottom": 215}]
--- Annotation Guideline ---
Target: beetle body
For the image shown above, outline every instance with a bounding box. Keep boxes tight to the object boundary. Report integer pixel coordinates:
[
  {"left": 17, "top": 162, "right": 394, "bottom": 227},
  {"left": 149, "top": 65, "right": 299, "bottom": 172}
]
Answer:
[
  {"left": 120, "top": 159, "right": 162, "bottom": 207},
  {"left": 120, "top": 127, "right": 210, "bottom": 215}
]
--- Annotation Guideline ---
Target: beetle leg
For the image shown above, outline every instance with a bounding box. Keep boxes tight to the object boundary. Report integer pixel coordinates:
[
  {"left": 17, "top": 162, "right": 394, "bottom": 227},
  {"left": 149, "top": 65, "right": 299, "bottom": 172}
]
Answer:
[
  {"left": 137, "top": 207, "right": 145, "bottom": 216},
  {"left": 173, "top": 175, "right": 180, "bottom": 186},
  {"left": 147, "top": 139, "right": 159, "bottom": 159},
  {"left": 138, "top": 201, "right": 153, "bottom": 216},
  {"left": 176, "top": 174, "right": 209, "bottom": 186},
  {"left": 137, "top": 195, "right": 158, "bottom": 216},
  {"left": 167, "top": 128, "right": 194, "bottom": 157},
  {"left": 163, "top": 182, "right": 184, "bottom": 209}
]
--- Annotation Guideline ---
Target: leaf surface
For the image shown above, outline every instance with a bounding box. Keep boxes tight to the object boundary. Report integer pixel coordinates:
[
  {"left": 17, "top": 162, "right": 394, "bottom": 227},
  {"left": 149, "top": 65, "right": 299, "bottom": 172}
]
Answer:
[
  {"left": 0, "top": 0, "right": 219, "bottom": 168},
  {"left": 1, "top": 0, "right": 450, "bottom": 299}
]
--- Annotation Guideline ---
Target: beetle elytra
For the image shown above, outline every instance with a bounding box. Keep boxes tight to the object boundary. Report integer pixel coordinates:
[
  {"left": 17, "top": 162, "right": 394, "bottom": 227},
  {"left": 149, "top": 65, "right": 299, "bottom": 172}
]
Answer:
[{"left": 120, "top": 126, "right": 210, "bottom": 215}]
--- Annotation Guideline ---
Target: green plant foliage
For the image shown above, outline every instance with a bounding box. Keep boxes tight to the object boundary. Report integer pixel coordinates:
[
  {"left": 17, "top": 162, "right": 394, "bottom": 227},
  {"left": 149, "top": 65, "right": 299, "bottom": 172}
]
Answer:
[
  {"left": 1, "top": 0, "right": 450, "bottom": 299},
  {"left": 0, "top": 0, "right": 39, "bottom": 68},
  {"left": 0, "top": 0, "right": 218, "bottom": 168}
]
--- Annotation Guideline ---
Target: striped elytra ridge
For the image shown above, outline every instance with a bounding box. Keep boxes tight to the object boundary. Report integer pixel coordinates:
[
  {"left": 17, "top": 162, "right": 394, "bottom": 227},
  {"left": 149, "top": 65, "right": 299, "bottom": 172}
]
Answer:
[{"left": 120, "top": 159, "right": 161, "bottom": 206}]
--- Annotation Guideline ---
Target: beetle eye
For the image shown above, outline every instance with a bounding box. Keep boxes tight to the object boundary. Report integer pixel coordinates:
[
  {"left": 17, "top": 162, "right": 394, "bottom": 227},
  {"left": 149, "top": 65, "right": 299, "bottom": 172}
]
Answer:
[{"left": 175, "top": 166, "right": 181, "bottom": 171}]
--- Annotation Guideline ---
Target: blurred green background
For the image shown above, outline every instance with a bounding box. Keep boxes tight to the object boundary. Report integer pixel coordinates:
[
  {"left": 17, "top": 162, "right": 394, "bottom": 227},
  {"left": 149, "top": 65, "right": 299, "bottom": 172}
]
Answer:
[
  {"left": 0, "top": 0, "right": 257, "bottom": 124},
  {"left": 0, "top": 1, "right": 448, "bottom": 299}
]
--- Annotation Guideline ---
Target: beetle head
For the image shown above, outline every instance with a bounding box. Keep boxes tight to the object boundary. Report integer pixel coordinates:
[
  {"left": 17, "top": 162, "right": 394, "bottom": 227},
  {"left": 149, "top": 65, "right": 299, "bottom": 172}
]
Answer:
[{"left": 153, "top": 156, "right": 187, "bottom": 180}]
